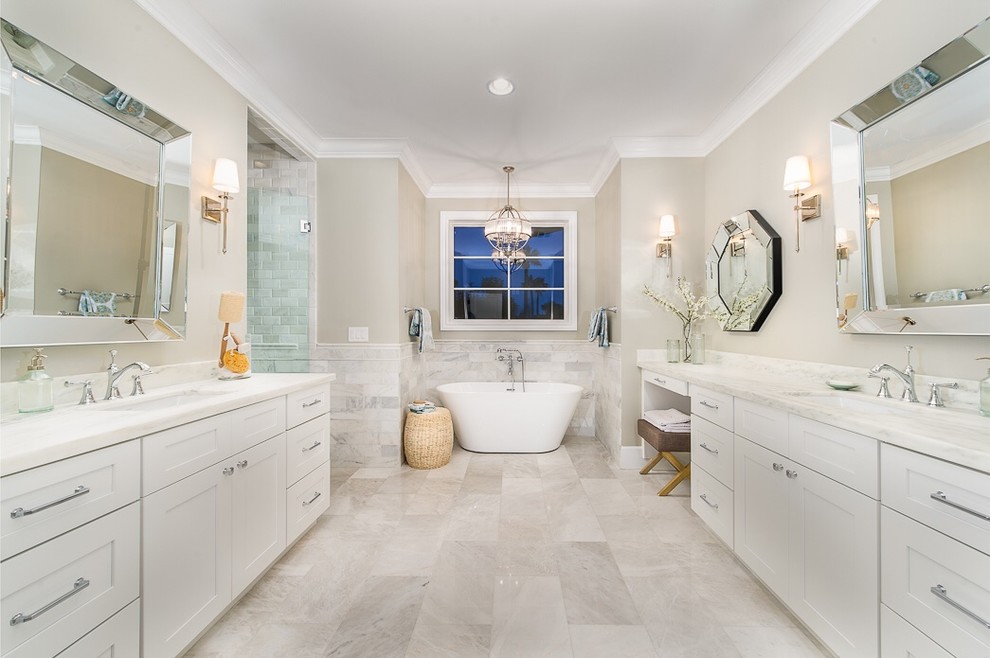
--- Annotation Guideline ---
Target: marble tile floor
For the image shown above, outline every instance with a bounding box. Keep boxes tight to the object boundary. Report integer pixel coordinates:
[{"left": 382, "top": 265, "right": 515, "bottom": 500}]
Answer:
[{"left": 185, "top": 437, "right": 828, "bottom": 657}]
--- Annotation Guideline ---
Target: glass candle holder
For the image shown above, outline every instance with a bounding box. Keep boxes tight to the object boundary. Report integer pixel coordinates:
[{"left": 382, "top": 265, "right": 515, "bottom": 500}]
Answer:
[{"left": 666, "top": 339, "right": 680, "bottom": 363}]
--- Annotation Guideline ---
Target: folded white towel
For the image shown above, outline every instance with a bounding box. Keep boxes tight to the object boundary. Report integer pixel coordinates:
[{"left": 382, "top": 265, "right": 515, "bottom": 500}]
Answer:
[{"left": 644, "top": 408, "right": 691, "bottom": 432}]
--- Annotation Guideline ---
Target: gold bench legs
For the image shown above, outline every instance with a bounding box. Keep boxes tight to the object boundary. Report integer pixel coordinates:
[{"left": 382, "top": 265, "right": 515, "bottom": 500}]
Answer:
[{"left": 640, "top": 451, "right": 691, "bottom": 496}]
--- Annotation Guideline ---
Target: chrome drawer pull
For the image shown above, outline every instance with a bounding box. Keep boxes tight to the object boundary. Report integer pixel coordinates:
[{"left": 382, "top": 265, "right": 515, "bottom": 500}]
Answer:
[
  {"left": 10, "top": 577, "right": 90, "bottom": 626},
  {"left": 237, "top": 460, "right": 248, "bottom": 469},
  {"left": 786, "top": 469, "right": 798, "bottom": 479},
  {"left": 302, "top": 492, "right": 322, "bottom": 507},
  {"left": 222, "top": 466, "right": 235, "bottom": 476},
  {"left": 301, "top": 441, "right": 322, "bottom": 453},
  {"left": 10, "top": 485, "right": 90, "bottom": 519},
  {"left": 699, "top": 443, "right": 718, "bottom": 455},
  {"left": 930, "top": 491, "right": 990, "bottom": 521},
  {"left": 772, "top": 463, "right": 784, "bottom": 472},
  {"left": 301, "top": 399, "right": 322, "bottom": 409},
  {"left": 653, "top": 377, "right": 666, "bottom": 385},
  {"left": 930, "top": 584, "right": 990, "bottom": 630},
  {"left": 699, "top": 400, "right": 719, "bottom": 411},
  {"left": 699, "top": 493, "right": 718, "bottom": 511}
]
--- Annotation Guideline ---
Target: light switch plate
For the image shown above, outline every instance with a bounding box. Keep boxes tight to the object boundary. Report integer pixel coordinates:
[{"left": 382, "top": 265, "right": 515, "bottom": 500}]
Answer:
[{"left": 348, "top": 326, "right": 369, "bottom": 342}]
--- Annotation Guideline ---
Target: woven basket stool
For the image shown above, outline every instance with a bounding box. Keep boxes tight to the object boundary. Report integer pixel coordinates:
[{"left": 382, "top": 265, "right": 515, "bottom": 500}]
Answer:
[{"left": 403, "top": 407, "right": 453, "bottom": 469}]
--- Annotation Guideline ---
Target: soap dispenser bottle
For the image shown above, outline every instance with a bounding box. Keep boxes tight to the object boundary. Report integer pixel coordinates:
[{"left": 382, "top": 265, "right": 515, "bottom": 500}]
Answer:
[
  {"left": 979, "top": 357, "right": 990, "bottom": 417},
  {"left": 19, "top": 348, "right": 54, "bottom": 413}
]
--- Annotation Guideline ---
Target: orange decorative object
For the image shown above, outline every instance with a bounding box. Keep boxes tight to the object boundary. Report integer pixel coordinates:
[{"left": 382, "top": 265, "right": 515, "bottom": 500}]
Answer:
[{"left": 222, "top": 349, "right": 250, "bottom": 374}]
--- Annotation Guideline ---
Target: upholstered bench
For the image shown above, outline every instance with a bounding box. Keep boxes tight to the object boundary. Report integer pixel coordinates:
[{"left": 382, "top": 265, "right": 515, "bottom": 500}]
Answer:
[{"left": 637, "top": 418, "right": 691, "bottom": 496}]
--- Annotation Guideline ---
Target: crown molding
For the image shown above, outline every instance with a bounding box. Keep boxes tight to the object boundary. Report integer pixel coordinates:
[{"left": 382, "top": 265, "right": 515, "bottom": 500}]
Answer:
[
  {"left": 137, "top": 0, "right": 880, "bottom": 194},
  {"left": 134, "top": 0, "right": 321, "bottom": 160},
  {"left": 697, "top": 0, "right": 882, "bottom": 154},
  {"left": 426, "top": 183, "right": 596, "bottom": 199}
]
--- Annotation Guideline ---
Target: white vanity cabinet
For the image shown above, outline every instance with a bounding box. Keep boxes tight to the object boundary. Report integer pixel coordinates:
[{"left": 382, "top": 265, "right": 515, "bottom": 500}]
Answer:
[
  {"left": 690, "top": 385, "right": 735, "bottom": 547},
  {"left": 879, "top": 444, "right": 990, "bottom": 658},
  {"left": 733, "top": 400, "right": 879, "bottom": 658},
  {"left": 0, "top": 443, "right": 141, "bottom": 658},
  {"left": 284, "top": 384, "right": 332, "bottom": 543},
  {"left": 142, "top": 399, "right": 287, "bottom": 658}
]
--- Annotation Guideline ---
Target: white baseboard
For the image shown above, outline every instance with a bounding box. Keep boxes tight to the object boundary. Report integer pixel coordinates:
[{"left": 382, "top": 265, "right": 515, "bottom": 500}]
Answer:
[{"left": 619, "top": 445, "right": 648, "bottom": 470}]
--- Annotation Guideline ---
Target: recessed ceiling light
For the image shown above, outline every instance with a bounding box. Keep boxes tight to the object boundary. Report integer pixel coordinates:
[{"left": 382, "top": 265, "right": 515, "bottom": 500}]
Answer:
[{"left": 488, "top": 78, "right": 514, "bottom": 96}]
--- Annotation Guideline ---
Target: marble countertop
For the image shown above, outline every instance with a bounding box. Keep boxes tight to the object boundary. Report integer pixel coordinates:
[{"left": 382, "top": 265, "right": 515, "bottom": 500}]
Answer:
[
  {"left": 0, "top": 373, "right": 335, "bottom": 477},
  {"left": 637, "top": 360, "right": 990, "bottom": 474}
]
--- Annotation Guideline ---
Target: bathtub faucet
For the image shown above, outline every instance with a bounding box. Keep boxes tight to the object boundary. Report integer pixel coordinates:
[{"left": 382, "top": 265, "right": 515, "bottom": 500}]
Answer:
[{"left": 496, "top": 348, "right": 526, "bottom": 392}]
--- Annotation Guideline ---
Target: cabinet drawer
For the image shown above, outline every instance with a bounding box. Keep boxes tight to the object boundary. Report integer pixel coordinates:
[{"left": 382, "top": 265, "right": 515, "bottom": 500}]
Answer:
[
  {"left": 641, "top": 370, "right": 688, "bottom": 396},
  {"left": 881, "top": 507, "right": 990, "bottom": 658},
  {"left": 733, "top": 398, "right": 788, "bottom": 455},
  {"left": 690, "top": 385, "right": 733, "bottom": 431},
  {"left": 286, "top": 416, "right": 331, "bottom": 487},
  {"left": 56, "top": 599, "right": 139, "bottom": 658},
  {"left": 690, "top": 415, "right": 733, "bottom": 488},
  {"left": 881, "top": 443, "right": 990, "bottom": 555},
  {"left": 1, "top": 441, "right": 140, "bottom": 560},
  {"left": 690, "top": 465, "right": 733, "bottom": 547},
  {"left": 286, "top": 384, "right": 331, "bottom": 429},
  {"left": 880, "top": 605, "right": 953, "bottom": 658},
  {"left": 789, "top": 415, "right": 878, "bottom": 498},
  {"left": 1, "top": 503, "right": 140, "bottom": 658},
  {"left": 143, "top": 414, "right": 231, "bottom": 495},
  {"left": 286, "top": 463, "right": 330, "bottom": 544},
  {"left": 229, "top": 397, "right": 286, "bottom": 454}
]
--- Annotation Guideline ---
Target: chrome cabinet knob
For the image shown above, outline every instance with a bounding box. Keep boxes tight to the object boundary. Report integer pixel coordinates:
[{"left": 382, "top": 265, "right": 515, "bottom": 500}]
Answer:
[
  {"left": 786, "top": 469, "right": 798, "bottom": 479},
  {"left": 222, "top": 466, "right": 235, "bottom": 476},
  {"left": 772, "top": 463, "right": 784, "bottom": 472},
  {"left": 237, "top": 460, "right": 248, "bottom": 469}
]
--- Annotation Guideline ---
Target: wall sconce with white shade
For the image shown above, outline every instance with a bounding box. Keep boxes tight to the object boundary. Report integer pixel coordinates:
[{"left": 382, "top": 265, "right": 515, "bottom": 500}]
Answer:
[
  {"left": 656, "top": 214, "right": 676, "bottom": 277},
  {"left": 202, "top": 158, "right": 240, "bottom": 254},
  {"left": 782, "top": 155, "right": 821, "bottom": 253},
  {"left": 835, "top": 227, "right": 850, "bottom": 273}
]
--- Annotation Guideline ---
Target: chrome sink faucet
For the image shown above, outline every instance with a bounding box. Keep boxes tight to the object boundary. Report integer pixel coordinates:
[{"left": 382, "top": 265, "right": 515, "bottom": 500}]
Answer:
[
  {"left": 104, "top": 349, "right": 153, "bottom": 400},
  {"left": 869, "top": 345, "right": 918, "bottom": 403},
  {"left": 496, "top": 348, "right": 525, "bottom": 392}
]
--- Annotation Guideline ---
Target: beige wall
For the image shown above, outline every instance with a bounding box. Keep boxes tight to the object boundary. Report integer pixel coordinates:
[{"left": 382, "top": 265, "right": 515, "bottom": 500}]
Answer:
[
  {"left": 701, "top": 0, "right": 990, "bottom": 381},
  {"left": 33, "top": 148, "right": 156, "bottom": 316},
  {"left": 594, "top": 166, "right": 622, "bottom": 342},
  {"left": 890, "top": 143, "right": 990, "bottom": 298},
  {"left": 617, "top": 158, "right": 706, "bottom": 447},
  {"left": 315, "top": 158, "right": 402, "bottom": 344},
  {"left": 398, "top": 165, "right": 427, "bottom": 336},
  {"left": 423, "top": 196, "right": 597, "bottom": 342},
  {"left": 1, "top": 0, "right": 248, "bottom": 381}
]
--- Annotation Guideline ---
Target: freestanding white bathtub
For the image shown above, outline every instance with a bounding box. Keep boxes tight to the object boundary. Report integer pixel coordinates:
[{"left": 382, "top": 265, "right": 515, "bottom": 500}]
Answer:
[{"left": 436, "top": 382, "right": 582, "bottom": 453}]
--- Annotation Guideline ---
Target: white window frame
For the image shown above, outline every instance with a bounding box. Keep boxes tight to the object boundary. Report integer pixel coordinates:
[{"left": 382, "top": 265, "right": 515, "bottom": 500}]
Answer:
[{"left": 440, "top": 210, "right": 577, "bottom": 331}]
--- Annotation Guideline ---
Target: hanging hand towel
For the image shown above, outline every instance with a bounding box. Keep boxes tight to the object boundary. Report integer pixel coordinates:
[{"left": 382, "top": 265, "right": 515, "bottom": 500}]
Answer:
[
  {"left": 923, "top": 289, "right": 967, "bottom": 303},
  {"left": 409, "top": 307, "right": 435, "bottom": 353},
  {"left": 587, "top": 307, "right": 609, "bottom": 347}
]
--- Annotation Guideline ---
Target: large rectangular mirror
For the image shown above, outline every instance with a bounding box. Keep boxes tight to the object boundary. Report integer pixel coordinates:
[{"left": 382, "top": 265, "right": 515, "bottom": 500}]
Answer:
[
  {"left": 0, "top": 19, "right": 190, "bottom": 346},
  {"left": 830, "top": 17, "right": 990, "bottom": 335}
]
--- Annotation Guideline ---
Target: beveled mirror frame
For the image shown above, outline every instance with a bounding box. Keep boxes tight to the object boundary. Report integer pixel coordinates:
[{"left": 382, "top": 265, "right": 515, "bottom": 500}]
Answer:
[
  {"left": 829, "top": 17, "right": 990, "bottom": 336},
  {"left": 706, "top": 209, "right": 782, "bottom": 332},
  {"left": 0, "top": 18, "right": 191, "bottom": 346}
]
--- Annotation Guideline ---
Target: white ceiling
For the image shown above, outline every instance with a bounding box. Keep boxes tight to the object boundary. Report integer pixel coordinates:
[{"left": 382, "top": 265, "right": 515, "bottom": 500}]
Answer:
[{"left": 137, "top": 0, "right": 880, "bottom": 197}]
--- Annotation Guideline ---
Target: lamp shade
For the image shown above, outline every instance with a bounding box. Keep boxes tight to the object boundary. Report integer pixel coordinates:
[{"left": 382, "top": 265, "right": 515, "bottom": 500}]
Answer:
[
  {"left": 212, "top": 158, "right": 240, "bottom": 194},
  {"left": 658, "top": 214, "right": 677, "bottom": 238},
  {"left": 835, "top": 227, "right": 850, "bottom": 245},
  {"left": 782, "top": 155, "right": 811, "bottom": 192}
]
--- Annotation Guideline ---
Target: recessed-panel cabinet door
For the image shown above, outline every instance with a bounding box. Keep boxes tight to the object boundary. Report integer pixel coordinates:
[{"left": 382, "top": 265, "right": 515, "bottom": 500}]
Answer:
[
  {"left": 142, "top": 464, "right": 232, "bottom": 658},
  {"left": 230, "top": 436, "right": 286, "bottom": 593},
  {"left": 733, "top": 436, "right": 789, "bottom": 596},
  {"left": 788, "top": 464, "right": 879, "bottom": 657}
]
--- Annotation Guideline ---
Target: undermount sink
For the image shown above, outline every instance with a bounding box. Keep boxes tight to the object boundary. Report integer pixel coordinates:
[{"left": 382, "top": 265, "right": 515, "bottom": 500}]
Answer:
[
  {"left": 784, "top": 392, "right": 920, "bottom": 415},
  {"left": 97, "top": 389, "right": 227, "bottom": 411}
]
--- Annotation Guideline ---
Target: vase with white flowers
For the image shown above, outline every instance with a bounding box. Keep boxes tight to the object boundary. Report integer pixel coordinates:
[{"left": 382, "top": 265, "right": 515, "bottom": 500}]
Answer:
[{"left": 643, "top": 278, "right": 712, "bottom": 362}]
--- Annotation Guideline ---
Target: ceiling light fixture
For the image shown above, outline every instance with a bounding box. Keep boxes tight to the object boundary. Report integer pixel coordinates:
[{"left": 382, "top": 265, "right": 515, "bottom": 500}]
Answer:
[
  {"left": 488, "top": 77, "right": 514, "bottom": 96},
  {"left": 485, "top": 166, "right": 532, "bottom": 272}
]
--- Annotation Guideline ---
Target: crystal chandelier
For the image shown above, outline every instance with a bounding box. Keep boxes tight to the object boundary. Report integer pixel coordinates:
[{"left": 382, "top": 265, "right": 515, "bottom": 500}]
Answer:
[{"left": 485, "top": 166, "right": 532, "bottom": 272}]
